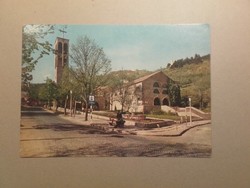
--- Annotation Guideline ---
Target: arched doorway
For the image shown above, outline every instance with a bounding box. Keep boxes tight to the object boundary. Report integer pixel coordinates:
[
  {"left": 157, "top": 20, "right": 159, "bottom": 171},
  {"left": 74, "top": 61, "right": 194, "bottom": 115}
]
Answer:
[
  {"left": 162, "top": 98, "right": 169, "bottom": 106},
  {"left": 154, "top": 97, "right": 161, "bottom": 106}
]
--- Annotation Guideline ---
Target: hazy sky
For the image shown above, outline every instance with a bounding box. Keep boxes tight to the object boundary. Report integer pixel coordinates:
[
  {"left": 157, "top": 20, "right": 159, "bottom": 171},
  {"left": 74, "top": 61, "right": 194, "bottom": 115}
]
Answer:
[{"left": 29, "top": 24, "right": 210, "bottom": 83}]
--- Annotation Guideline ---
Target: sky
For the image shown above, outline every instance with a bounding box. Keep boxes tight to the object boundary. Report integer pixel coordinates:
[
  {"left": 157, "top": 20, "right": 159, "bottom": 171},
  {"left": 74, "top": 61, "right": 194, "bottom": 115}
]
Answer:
[{"left": 28, "top": 24, "right": 210, "bottom": 83}]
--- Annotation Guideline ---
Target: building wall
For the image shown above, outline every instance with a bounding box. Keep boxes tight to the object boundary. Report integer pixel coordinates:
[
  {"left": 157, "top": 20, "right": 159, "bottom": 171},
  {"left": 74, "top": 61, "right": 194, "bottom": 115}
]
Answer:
[
  {"left": 142, "top": 72, "right": 171, "bottom": 109},
  {"left": 94, "top": 87, "right": 111, "bottom": 111},
  {"left": 96, "top": 71, "right": 173, "bottom": 113}
]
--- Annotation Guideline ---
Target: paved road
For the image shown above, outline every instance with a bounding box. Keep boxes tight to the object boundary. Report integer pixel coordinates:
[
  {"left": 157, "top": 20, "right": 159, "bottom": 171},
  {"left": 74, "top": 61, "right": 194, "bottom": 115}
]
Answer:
[{"left": 20, "top": 107, "right": 212, "bottom": 158}]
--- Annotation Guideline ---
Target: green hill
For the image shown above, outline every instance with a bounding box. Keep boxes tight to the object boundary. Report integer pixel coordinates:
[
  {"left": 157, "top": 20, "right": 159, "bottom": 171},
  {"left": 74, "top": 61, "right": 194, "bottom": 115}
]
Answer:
[
  {"left": 164, "top": 54, "right": 211, "bottom": 111},
  {"left": 107, "top": 54, "right": 210, "bottom": 111}
]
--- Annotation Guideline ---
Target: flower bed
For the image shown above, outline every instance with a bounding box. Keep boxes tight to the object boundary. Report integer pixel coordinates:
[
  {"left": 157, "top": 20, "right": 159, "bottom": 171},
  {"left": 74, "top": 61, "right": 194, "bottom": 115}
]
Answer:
[
  {"left": 122, "top": 114, "right": 146, "bottom": 121},
  {"left": 135, "top": 119, "right": 175, "bottom": 128}
]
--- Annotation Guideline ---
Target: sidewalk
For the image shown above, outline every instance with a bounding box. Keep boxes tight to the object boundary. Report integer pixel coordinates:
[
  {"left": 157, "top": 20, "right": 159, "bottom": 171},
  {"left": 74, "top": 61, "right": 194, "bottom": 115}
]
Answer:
[
  {"left": 56, "top": 111, "right": 211, "bottom": 137},
  {"left": 132, "top": 120, "right": 211, "bottom": 136}
]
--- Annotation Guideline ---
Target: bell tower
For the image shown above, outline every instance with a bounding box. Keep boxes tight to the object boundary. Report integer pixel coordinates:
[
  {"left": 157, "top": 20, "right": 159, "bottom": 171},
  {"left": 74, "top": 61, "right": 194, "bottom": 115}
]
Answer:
[{"left": 54, "top": 37, "right": 69, "bottom": 84}]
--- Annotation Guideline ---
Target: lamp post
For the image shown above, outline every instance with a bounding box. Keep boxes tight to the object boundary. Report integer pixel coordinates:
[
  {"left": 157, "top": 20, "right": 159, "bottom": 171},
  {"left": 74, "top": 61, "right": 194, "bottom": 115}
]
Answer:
[
  {"left": 185, "top": 107, "right": 187, "bottom": 126},
  {"left": 70, "top": 90, "right": 73, "bottom": 117},
  {"left": 89, "top": 94, "right": 94, "bottom": 120},
  {"left": 189, "top": 97, "right": 192, "bottom": 126},
  {"left": 64, "top": 95, "right": 68, "bottom": 115}
]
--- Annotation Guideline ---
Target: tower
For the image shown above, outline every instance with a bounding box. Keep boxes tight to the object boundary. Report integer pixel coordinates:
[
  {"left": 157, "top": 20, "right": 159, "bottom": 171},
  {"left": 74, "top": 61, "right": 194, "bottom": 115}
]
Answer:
[{"left": 54, "top": 37, "right": 69, "bottom": 84}]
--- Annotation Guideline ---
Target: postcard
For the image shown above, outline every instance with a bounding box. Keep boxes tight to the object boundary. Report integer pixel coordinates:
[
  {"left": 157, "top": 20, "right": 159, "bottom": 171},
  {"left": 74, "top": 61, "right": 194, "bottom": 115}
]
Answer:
[{"left": 20, "top": 24, "right": 211, "bottom": 157}]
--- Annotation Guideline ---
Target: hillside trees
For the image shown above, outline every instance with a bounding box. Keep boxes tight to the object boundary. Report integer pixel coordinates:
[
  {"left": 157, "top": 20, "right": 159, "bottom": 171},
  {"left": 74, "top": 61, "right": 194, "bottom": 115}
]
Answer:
[
  {"left": 69, "top": 36, "right": 112, "bottom": 120},
  {"left": 164, "top": 55, "right": 210, "bottom": 110},
  {"left": 170, "top": 54, "right": 204, "bottom": 69}
]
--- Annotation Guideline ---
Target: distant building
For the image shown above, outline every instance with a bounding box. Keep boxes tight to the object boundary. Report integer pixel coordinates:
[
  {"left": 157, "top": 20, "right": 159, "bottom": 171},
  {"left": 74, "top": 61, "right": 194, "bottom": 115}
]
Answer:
[
  {"left": 95, "top": 71, "right": 176, "bottom": 113},
  {"left": 54, "top": 37, "right": 69, "bottom": 84}
]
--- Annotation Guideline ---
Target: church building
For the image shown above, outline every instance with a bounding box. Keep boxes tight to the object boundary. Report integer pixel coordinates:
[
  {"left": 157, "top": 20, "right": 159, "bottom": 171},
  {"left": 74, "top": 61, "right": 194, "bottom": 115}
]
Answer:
[{"left": 95, "top": 71, "right": 177, "bottom": 114}]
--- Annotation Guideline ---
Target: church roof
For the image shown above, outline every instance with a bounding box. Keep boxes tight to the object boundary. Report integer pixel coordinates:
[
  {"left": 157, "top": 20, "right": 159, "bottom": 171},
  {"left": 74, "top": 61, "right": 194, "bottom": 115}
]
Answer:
[{"left": 130, "top": 71, "right": 167, "bottom": 85}]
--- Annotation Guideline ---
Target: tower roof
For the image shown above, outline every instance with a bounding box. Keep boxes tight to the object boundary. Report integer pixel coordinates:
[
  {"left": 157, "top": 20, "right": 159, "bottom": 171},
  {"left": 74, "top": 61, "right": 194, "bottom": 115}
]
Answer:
[{"left": 54, "top": 37, "right": 69, "bottom": 43}]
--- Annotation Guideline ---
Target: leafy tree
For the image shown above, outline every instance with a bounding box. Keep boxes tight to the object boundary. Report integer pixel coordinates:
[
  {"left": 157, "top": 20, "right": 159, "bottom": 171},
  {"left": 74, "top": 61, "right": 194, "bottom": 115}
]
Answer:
[
  {"left": 106, "top": 69, "right": 142, "bottom": 112},
  {"left": 39, "top": 78, "right": 59, "bottom": 109},
  {"left": 106, "top": 70, "right": 127, "bottom": 112},
  {"left": 22, "top": 25, "right": 55, "bottom": 91},
  {"left": 70, "top": 36, "right": 111, "bottom": 120},
  {"left": 167, "top": 81, "right": 181, "bottom": 106},
  {"left": 58, "top": 66, "right": 83, "bottom": 114},
  {"left": 27, "top": 83, "right": 43, "bottom": 101}
]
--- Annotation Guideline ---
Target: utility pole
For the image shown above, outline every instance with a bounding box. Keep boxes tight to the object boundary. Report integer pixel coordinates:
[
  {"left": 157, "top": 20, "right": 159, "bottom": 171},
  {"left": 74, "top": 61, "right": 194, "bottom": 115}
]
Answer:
[
  {"left": 189, "top": 97, "right": 192, "bottom": 126},
  {"left": 89, "top": 94, "right": 95, "bottom": 120},
  {"left": 70, "top": 90, "right": 73, "bottom": 117},
  {"left": 64, "top": 95, "right": 68, "bottom": 115}
]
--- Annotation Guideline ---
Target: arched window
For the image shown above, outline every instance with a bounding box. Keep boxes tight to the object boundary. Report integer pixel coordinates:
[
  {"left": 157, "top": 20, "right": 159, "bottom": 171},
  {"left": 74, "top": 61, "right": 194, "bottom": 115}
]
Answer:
[
  {"left": 154, "top": 97, "right": 161, "bottom": 106},
  {"left": 153, "top": 89, "right": 160, "bottom": 94},
  {"left": 63, "top": 43, "right": 68, "bottom": 53},
  {"left": 162, "top": 98, "right": 169, "bottom": 106},
  {"left": 58, "top": 42, "right": 62, "bottom": 53},
  {"left": 153, "top": 82, "right": 160, "bottom": 88}
]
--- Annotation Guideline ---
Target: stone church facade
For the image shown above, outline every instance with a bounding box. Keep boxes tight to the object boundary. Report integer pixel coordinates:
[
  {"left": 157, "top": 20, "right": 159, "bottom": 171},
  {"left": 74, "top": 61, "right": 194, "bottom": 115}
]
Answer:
[{"left": 95, "top": 71, "right": 175, "bottom": 113}]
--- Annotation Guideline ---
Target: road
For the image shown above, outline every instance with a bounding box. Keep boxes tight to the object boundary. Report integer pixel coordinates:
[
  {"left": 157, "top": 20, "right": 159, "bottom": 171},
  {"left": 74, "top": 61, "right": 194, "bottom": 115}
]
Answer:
[{"left": 20, "top": 107, "right": 212, "bottom": 158}]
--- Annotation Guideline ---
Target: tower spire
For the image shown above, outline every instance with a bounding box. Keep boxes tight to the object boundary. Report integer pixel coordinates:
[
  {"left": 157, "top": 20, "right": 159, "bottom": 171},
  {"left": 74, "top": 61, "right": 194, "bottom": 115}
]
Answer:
[{"left": 59, "top": 25, "right": 67, "bottom": 39}]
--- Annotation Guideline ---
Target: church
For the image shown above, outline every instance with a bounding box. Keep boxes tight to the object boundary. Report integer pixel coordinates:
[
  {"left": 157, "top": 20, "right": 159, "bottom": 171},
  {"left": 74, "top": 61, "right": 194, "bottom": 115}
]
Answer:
[
  {"left": 54, "top": 37, "right": 178, "bottom": 114},
  {"left": 95, "top": 71, "right": 177, "bottom": 114}
]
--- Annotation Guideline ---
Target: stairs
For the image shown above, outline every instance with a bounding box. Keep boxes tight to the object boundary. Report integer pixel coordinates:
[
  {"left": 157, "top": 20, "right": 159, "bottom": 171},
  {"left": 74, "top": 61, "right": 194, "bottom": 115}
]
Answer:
[{"left": 161, "top": 106, "right": 211, "bottom": 120}]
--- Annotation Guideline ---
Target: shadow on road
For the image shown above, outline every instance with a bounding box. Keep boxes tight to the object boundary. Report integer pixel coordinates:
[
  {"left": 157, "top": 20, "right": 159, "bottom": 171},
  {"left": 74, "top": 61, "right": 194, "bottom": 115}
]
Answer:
[
  {"left": 51, "top": 142, "right": 212, "bottom": 158},
  {"left": 33, "top": 123, "right": 117, "bottom": 135},
  {"left": 21, "top": 105, "right": 64, "bottom": 116}
]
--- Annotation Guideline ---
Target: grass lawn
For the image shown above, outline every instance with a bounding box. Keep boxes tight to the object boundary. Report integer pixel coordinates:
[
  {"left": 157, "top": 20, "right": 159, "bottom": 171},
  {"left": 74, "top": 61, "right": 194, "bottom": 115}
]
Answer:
[{"left": 146, "top": 114, "right": 181, "bottom": 121}]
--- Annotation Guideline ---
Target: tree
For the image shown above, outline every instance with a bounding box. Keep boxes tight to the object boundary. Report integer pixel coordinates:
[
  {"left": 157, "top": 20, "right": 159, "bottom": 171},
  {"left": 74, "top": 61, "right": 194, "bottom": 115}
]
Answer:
[
  {"left": 58, "top": 66, "right": 83, "bottom": 115},
  {"left": 167, "top": 81, "right": 181, "bottom": 106},
  {"left": 106, "top": 70, "right": 127, "bottom": 112},
  {"left": 39, "top": 78, "right": 59, "bottom": 109},
  {"left": 70, "top": 36, "right": 112, "bottom": 120},
  {"left": 22, "top": 25, "right": 55, "bottom": 91},
  {"left": 114, "top": 85, "right": 133, "bottom": 113}
]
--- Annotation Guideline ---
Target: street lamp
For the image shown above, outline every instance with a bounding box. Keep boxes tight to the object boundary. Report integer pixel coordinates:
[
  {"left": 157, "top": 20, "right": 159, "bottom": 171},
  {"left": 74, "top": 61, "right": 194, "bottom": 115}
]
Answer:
[
  {"left": 70, "top": 90, "right": 73, "bottom": 117},
  {"left": 189, "top": 97, "right": 192, "bottom": 126},
  {"left": 64, "top": 95, "right": 69, "bottom": 115},
  {"left": 89, "top": 94, "right": 94, "bottom": 120}
]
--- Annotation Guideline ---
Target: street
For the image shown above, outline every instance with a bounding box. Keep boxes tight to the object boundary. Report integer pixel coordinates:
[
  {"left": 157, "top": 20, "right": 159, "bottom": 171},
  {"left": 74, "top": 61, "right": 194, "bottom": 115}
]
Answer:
[{"left": 20, "top": 107, "right": 212, "bottom": 158}]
